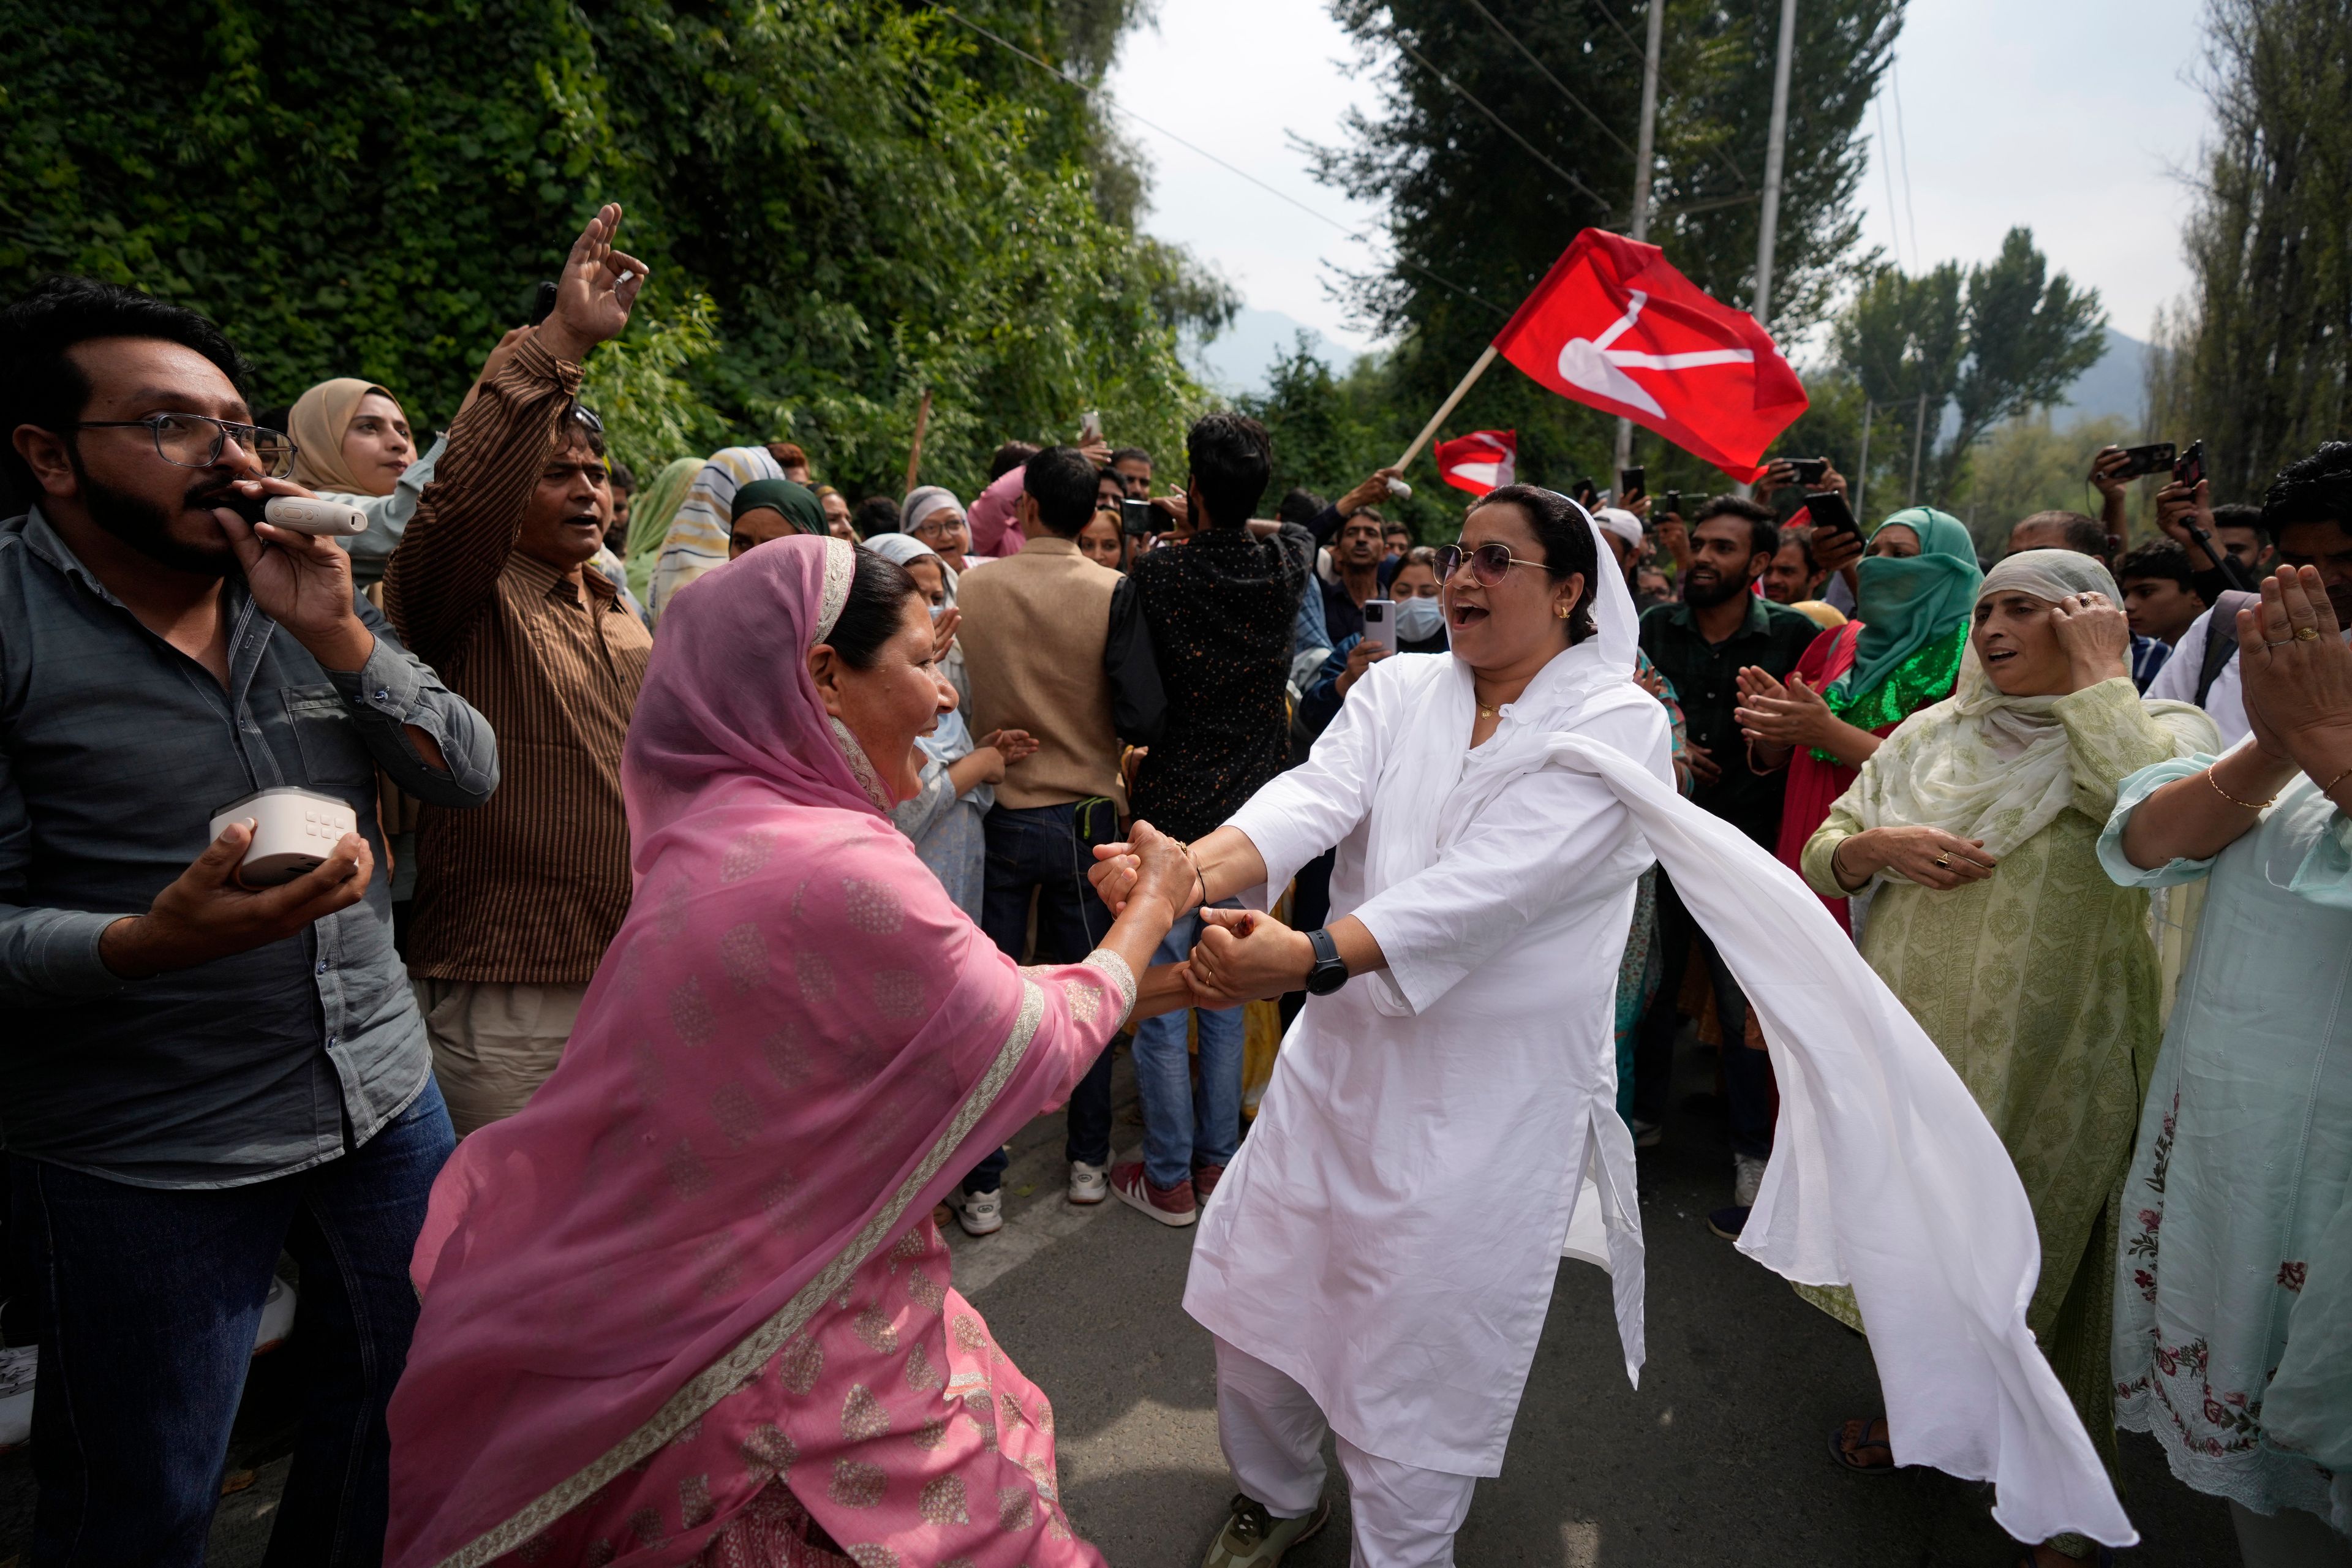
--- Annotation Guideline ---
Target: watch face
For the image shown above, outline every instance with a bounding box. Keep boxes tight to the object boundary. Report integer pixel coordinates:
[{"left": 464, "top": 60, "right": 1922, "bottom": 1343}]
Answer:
[{"left": 1306, "top": 961, "right": 1348, "bottom": 997}]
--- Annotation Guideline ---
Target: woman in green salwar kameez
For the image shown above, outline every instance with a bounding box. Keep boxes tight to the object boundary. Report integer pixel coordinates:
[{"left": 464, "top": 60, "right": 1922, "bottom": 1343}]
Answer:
[{"left": 1801, "top": 550, "right": 2218, "bottom": 1568}]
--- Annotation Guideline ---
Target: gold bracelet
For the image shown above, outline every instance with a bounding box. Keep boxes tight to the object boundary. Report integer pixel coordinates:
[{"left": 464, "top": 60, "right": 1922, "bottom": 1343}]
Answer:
[
  {"left": 2317, "top": 767, "right": 2352, "bottom": 797},
  {"left": 2204, "top": 765, "right": 2275, "bottom": 812}
]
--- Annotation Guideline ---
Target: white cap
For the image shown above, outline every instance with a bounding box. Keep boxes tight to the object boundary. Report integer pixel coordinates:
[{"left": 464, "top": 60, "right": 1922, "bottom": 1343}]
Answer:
[{"left": 1593, "top": 507, "right": 1644, "bottom": 548}]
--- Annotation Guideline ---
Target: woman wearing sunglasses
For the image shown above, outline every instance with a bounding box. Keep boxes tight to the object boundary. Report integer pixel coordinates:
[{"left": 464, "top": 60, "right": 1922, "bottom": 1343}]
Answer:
[{"left": 1091, "top": 486, "right": 2138, "bottom": 1565}]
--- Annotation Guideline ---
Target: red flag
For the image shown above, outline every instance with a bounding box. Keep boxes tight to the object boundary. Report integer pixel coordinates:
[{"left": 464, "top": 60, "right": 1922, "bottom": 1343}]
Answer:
[
  {"left": 1491, "top": 229, "right": 1807, "bottom": 483},
  {"left": 1434, "top": 429, "right": 1517, "bottom": 497}
]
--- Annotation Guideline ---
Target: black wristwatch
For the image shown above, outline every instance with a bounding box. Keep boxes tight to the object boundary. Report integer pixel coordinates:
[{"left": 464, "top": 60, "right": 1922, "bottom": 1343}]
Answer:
[{"left": 1303, "top": 927, "right": 1349, "bottom": 997}]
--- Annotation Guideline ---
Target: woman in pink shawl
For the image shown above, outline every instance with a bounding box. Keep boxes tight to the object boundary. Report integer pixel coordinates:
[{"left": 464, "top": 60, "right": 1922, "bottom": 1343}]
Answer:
[{"left": 386, "top": 535, "right": 1196, "bottom": 1568}]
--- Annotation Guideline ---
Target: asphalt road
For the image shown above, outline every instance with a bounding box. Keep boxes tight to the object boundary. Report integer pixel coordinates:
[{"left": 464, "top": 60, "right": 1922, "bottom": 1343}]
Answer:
[{"left": 0, "top": 1033, "right": 2242, "bottom": 1567}]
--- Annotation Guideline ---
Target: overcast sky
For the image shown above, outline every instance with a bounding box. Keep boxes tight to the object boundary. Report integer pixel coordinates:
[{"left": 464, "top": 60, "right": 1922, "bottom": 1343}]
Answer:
[{"left": 1102, "top": 0, "right": 2217, "bottom": 356}]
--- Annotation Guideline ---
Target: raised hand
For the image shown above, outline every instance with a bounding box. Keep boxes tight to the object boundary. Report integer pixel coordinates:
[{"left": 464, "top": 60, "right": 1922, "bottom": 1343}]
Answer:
[
  {"left": 929, "top": 605, "right": 962, "bottom": 664},
  {"left": 2237, "top": 565, "right": 2352, "bottom": 782},
  {"left": 537, "top": 203, "right": 648, "bottom": 362},
  {"left": 2088, "top": 445, "right": 2134, "bottom": 500},
  {"left": 2050, "top": 590, "right": 2131, "bottom": 687}
]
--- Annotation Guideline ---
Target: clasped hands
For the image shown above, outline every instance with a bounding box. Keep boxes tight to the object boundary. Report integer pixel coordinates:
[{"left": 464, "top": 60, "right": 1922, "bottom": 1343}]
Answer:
[{"left": 1090, "top": 826, "right": 1313, "bottom": 1008}]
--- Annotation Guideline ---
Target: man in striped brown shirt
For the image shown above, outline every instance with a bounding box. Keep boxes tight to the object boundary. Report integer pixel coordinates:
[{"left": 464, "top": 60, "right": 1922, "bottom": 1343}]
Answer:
[{"left": 385, "top": 205, "right": 654, "bottom": 1135}]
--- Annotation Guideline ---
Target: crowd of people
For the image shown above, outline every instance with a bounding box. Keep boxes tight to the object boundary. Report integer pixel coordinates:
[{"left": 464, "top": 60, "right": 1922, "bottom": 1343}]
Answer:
[{"left": 1, "top": 201, "right": 2347, "bottom": 1568}]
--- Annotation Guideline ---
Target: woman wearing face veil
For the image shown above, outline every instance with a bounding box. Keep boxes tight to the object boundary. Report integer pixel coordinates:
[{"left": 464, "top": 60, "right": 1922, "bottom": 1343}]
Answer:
[{"left": 1092, "top": 497, "right": 2141, "bottom": 1567}]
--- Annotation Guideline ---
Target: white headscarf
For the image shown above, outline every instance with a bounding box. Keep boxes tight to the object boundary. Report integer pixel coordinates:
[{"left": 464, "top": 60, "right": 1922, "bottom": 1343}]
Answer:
[
  {"left": 899, "top": 486, "right": 963, "bottom": 537},
  {"left": 1834, "top": 548, "right": 2215, "bottom": 861},
  {"left": 1370, "top": 504, "right": 2139, "bottom": 1545}
]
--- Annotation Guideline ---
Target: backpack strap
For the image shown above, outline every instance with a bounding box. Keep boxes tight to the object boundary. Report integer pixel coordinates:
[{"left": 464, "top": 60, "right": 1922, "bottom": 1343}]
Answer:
[{"left": 2196, "top": 589, "right": 2260, "bottom": 706}]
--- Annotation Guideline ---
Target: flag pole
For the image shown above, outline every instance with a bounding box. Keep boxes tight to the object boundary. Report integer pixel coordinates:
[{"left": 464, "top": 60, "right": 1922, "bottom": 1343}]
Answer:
[
  {"left": 902, "top": 387, "right": 933, "bottom": 495},
  {"left": 1394, "top": 344, "right": 1501, "bottom": 472}
]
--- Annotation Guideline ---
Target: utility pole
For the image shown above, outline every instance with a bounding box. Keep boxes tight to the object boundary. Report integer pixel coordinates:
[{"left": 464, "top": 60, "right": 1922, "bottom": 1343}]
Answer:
[
  {"left": 1613, "top": 0, "right": 1667, "bottom": 483},
  {"left": 1907, "top": 389, "right": 1928, "bottom": 506},
  {"left": 1855, "top": 397, "right": 1871, "bottom": 521},
  {"left": 1736, "top": 0, "right": 1796, "bottom": 501}
]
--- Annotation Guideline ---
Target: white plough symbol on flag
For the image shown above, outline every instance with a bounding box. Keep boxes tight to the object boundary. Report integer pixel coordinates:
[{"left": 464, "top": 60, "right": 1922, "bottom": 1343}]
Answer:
[{"left": 1555, "top": 291, "right": 1757, "bottom": 419}]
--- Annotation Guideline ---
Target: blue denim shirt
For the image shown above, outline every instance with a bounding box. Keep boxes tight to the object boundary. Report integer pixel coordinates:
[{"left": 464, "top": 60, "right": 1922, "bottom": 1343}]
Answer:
[{"left": 0, "top": 509, "right": 499, "bottom": 1186}]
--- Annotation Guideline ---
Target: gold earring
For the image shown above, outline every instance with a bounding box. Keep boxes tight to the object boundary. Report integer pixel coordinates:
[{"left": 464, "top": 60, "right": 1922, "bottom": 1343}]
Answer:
[{"left": 1555, "top": 603, "right": 1572, "bottom": 619}]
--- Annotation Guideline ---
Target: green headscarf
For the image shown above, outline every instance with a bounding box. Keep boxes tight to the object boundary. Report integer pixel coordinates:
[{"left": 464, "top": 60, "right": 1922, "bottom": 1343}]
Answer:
[
  {"left": 730, "top": 478, "right": 825, "bottom": 538},
  {"left": 1825, "top": 507, "right": 1982, "bottom": 734},
  {"left": 624, "top": 456, "right": 701, "bottom": 602}
]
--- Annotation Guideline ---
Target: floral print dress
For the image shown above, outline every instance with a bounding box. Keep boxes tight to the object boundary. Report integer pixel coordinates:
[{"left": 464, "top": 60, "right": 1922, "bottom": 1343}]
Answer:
[{"left": 2097, "top": 758, "right": 2352, "bottom": 1532}]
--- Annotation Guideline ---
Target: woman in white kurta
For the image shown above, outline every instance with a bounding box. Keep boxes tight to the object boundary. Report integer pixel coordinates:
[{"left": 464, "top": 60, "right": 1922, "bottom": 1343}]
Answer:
[{"left": 1093, "top": 487, "right": 2141, "bottom": 1567}]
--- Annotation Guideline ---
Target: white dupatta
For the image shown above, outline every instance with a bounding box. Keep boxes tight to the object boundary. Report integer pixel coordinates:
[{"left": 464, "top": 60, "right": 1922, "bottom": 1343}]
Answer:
[{"left": 1427, "top": 501, "right": 2136, "bottom": 1548}]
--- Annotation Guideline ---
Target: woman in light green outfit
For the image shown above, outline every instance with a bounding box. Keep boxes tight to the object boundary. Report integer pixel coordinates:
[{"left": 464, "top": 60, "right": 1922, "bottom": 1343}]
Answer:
[
  {"left": 622, "top": 454, "right": 701, "bottom": 604},
  {"left": 1803, "top": 550, "right": 2217, "bottom": 1568},
  {"left": 2098, "top": 565, "right": 2352, "bottom": 1568}
]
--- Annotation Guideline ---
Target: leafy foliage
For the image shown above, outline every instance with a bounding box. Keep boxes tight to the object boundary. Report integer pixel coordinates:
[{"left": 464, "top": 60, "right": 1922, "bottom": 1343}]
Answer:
[
  {"left": 2144, "top": 0, "right": 2351, "bottom": 502},
  {"left": 0, "top": 0, "right": 1231, "bottom": 497}
]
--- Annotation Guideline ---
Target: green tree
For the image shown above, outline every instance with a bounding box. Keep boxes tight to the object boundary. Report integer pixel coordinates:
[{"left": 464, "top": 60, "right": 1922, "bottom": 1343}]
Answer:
[
  {"left": 2143, "top": 0, "right": 2351, "bottom": 500},
  {"left": 1964, "top": 412, "right": 2130, "bottom": 551},
  {"left": 1831, "top": 228, "right": 2104, "bottom": 509},
  {"left": 1301, "top": 0, "right": 1901, "bottom": 501},
  {"left": 0, "top": 0, "right": 1233, "bottom": 496}
]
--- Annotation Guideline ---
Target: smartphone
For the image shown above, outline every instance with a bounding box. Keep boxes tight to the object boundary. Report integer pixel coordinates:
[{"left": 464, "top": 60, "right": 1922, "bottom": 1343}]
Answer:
[
  {"left": 1572, "top": 477, "right": 1599, "bottom": 508},
  {"left": 1784, "top": 456, "right": 1829, "bottom": 486},
  {"left": 1360, "top": 598, "right": 1395, "bottom": 646},
  {"left": 1079, "top": 409, "right": 1104, "bottom": 444},
  {"left": 2174, "top": 439, "right": 2206, "bottom": 488},
  {"left": 529, "top": 280, "right": 559, "bottom": 326},
  {"left": 2116, "top": 442, "right": 2176, "bottom": 480},
  {"left": 1117, "top": 497, "right": 1153, "bottom": 536},
  {"left": 1803, "top": 488, "right": 1861, "bottom": 545},
  {"left": 1618, "top": 466, "right": 1645, "bottom": 503},
  {"left": 1662, "top": 489, "right": 1682, "bottom": 519}
]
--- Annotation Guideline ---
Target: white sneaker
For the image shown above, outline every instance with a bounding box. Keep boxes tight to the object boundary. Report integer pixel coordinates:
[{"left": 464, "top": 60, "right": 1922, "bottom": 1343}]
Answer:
[
  {"left": 1068, "top": 1160, "right": 1108, "bottom": 1205},
  {"left": 1733, "top": 1153, "right": 1767, "bottom": 1210},
  {"left": 957, "top": 1188, "right": 1005, "bottom": 1237}
]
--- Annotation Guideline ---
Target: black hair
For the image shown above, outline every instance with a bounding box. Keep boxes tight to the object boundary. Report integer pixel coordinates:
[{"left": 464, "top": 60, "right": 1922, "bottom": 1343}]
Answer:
[
  {"left": 989, "top": 440, "right": 1040, "bottom": 483},
  {"left": 1184, "top": 413, "right": 1272, "bottom": 530},
  {"left": 1275, "top": 486, "right": 1328, "bottom": 527},
  {"left": 1468, "top": 484, "right": 1600, "bottom": 644},
  {"left": 2260, "top": 442, "right": 2352, "bottom": 538},
  {"left": 1778, "top": 522, "right": 1820, "bottom": 572},
  {"left": 1109, "top": 445, "right": 1151, "bottom": 470},
  {"left": 852, "top": 494, "right": 902, "bottom": 536},
  {"left": 1383, "top": 519, "right": 1412, "bottom": 537},
  {"left": 2116, "top": 538, "right": 2198, "bottom": 592},
  {"left": 1691, "top": 494, "right": 1779, "bottom": 560},
  {"left": 2211, "top": 502, "right": 2264, "bottom": 533},
  {"left": 1023, "top": 444, "right": 1099, "bottom": 538},
  {"left": 557, "top": 402, "right": 607, "bottom": 458},
  {"left": 609, "top": 461, "right": 636, "bottom": 491},
  {"left": 823, "top": 548, "right": 920, "bottom": 668},
  {"left": 0, "top": 276, "right": 252, "bottom": 491},
  {"left": 2014, "top": 509, "right": 2109, "bottom": 559}
]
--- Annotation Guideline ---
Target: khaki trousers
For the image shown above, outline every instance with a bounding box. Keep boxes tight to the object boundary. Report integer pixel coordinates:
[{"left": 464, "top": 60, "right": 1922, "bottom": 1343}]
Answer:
[{"left": 413, "top": 978, "right": 586, "bottom": 1137}]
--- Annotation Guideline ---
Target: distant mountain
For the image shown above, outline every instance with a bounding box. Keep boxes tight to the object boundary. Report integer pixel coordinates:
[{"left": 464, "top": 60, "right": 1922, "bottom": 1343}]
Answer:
[
  {"left": 2055, "top": 326, "right": 2149, "bottom": 429},
  {"left": 1188, "top": 307, "right": 1363, "bottom": 396}
]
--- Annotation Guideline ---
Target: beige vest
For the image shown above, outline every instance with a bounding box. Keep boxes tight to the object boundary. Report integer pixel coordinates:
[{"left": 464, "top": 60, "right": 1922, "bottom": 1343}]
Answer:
[{"left": 956, "top": 535, "right": 1126, "bottom": 812}]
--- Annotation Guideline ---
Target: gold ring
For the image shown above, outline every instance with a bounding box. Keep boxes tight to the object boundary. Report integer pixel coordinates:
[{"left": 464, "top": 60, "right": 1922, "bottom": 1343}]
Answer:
[
  {"left": 1934, "top": 854, "right": 1952, "bottom": 869},
  {"left": 2297, "top": 626, "right": 2321, "bottom": 641}
]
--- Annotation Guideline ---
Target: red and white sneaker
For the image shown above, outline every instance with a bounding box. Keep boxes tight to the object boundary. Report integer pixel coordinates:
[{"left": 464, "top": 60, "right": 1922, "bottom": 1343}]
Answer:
[
  {"left": 1109, "top": 1161, "right": 1197, "bottom": 1227},
  {"left": 1191, "top": 1163, "right": 1226, "bottom": 1202}
]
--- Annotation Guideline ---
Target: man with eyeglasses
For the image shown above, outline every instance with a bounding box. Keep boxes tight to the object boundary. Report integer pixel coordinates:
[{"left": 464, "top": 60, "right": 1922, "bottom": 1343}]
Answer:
[
  {"left": 383, "top": 205, "right": 654, "bottom": 1140},
  {"left": 0, "top": 273, "right": 498, "bottom": 1561}
]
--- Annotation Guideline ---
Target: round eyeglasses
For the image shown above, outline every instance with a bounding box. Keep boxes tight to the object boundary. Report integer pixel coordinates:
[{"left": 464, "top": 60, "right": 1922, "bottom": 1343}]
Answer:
[
  {"left": 68, "top": 414, "right": 298, "bottom": 480},
  {"left": 1435, "top": 540, "right": 1548, "bottom": 587}
]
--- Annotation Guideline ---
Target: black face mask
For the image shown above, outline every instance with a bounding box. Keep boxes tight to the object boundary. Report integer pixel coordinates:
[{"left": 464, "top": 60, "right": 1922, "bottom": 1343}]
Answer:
[{"left": 72, "top": 452, "right": 237, "bottom": 579}]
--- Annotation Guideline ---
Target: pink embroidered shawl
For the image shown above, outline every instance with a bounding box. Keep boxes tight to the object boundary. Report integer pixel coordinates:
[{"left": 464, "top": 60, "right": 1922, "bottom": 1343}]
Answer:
[{"left": 386, "top": 537, "right": 1134, "bottom": 1567}]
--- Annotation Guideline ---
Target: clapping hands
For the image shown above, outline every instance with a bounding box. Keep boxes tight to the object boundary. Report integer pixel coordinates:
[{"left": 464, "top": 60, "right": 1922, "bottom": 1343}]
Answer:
[{"left": 2237, "top": 565, "right": 2352, "bottom": 780}]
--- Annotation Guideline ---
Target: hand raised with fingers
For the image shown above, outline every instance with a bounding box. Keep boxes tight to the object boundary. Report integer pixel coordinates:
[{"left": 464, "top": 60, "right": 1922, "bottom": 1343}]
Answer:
[
  {"left": 2051, "top": 590, "right": 2131, "bottom": 685},
  {"left": 537, "top": 203, "right": 649, "bottom": 361}
]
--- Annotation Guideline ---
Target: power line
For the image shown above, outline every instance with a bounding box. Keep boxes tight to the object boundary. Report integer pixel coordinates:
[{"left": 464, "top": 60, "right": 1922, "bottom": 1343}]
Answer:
[
  {"left": 1586, "top": 0, "right": 1753, "bottom": 194},
  {"left": 1888, "top": 53, "right": 1920, "bottom": 265},
  {"left": 1874, "top": 92, "right": 1904, "bottom": 270},
  {"left": 1459, "top": 0, "right": 1636, "bottom": 161},
  {"left": 1387, "top": 31, "right": 1619, "bottom": 213},
  {"left": 926, "top": 6, "right": 1507, "bottom": 320}
]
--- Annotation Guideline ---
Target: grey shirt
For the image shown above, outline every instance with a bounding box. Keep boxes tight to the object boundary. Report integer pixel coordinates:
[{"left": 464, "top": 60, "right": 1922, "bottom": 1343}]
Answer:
[{"left": 0, "top": 508, "right": 499, "bottom": 1186}]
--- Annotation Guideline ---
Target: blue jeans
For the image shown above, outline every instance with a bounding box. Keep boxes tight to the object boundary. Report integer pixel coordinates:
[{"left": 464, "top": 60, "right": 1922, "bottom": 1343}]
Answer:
[
  {"left": 1129, "top": 908, "right": 1245, "bottom": 1188},
  {"left": 12, "top": 1077, "right": 456, "bottom": 1567},
  {"left": 978, "top": 801, "right": 1120, "bottom": 1179}
]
